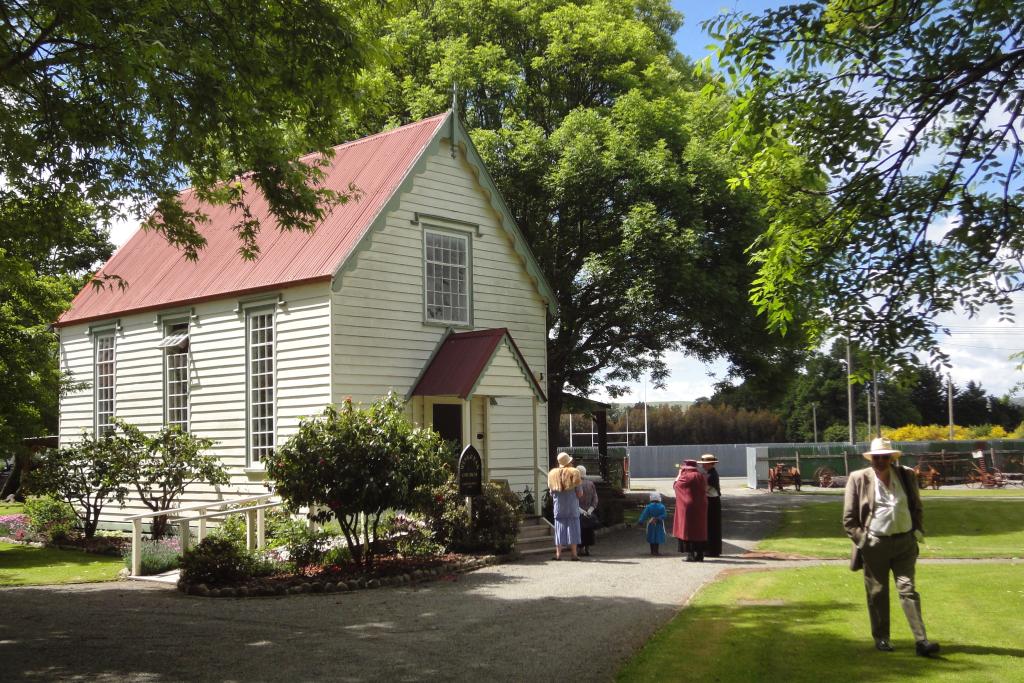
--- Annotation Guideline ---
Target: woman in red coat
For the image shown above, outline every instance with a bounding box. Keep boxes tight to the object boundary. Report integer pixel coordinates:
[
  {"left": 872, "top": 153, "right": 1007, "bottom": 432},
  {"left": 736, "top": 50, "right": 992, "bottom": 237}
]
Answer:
[{"left": 672, "top": 459, "right": 708, "bottom": 562}]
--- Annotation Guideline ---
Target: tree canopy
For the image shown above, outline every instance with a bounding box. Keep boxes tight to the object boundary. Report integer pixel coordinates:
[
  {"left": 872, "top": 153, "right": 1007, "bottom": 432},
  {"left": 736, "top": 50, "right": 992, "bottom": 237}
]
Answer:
[
  {"left": 707, "top": 0, "right": 1024, "bottom": 364},
  {"left": 0, "top": 1, "right": 383, "bottom": 471},
  {"left": 338, "top": 0, "right": 811, "bottom": 458},
  {"left": 1, "top": 0, "right": 384, "bottom": 261}
]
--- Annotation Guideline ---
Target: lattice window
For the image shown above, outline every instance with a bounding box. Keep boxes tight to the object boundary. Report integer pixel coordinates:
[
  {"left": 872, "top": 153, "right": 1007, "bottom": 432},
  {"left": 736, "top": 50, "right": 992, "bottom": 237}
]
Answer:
[
  {"left": 94, "top": 332, "right": 115, "bottom": 435},
  {"left": 424, "top": 230, "right": 469, "bottom": 324},
  {"left": 247, "top": 310, "right": 275, "bottom": 464},
  {"left": 162, "top": 323, "right": 190, "bottom": 431}
]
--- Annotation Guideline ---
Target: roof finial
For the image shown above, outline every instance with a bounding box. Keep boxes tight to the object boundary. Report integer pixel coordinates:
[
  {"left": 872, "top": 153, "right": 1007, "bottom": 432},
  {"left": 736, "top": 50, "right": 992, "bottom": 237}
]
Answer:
[{"left": 450, "top": 82, "right": 459, "bottom": 158}]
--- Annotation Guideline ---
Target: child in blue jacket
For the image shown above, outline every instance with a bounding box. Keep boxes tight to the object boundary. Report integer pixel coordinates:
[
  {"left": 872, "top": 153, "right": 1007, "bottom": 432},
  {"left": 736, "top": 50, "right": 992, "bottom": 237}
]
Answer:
[{"left": 637, "top": 492, "right": 667, "bottom": 555}]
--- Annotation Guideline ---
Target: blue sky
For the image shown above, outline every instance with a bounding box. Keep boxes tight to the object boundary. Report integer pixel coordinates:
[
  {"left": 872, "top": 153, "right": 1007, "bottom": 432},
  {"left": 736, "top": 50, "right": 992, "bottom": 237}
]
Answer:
[
  {"left": 589, "top": 0, "right": 1024, "bottom": 404},
  {"left": 107, "top": 1, "right": 1024, "bottom": 404}
]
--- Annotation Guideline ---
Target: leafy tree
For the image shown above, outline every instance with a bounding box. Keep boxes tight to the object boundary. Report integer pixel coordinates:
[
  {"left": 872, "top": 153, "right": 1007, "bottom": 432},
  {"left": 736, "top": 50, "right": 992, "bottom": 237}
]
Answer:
[
  {"left": 908, "top": 366, "right": 950, "bottom": 426},
  {"left": 266, "top": 394, "right": 452, "bottom": 571},
  {"left": 24, "top": 433, "right": 130, "bottom": 538},
  {"left": 0, "top": 195, "right": 103, "bottom": 497},
  {"left": 708, "top": 0, "right": 1024, "bottom": 363},
  {"left": 954, "top": 381, "right": 991, "bottom": 426},
  {"left": 1, "top": 1, "right": 384, "bottom": 491},
  {"left": 110, "top": 420, "right": 228, "bottom": 539},
  {"left": 339, "top": 0, "right": 811, "bottom": 462},
  {"left": 1, "top": 0, "right": 385, "bottom": 262}
]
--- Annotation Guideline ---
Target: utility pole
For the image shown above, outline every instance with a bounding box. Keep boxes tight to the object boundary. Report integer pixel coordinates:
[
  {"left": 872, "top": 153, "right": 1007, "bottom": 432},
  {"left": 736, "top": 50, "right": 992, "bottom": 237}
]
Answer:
[
  {"left": 866, "top": 387, "right": 873, "bottom": 439},
  {"left": 847, "top": 338, "right": 855, "bottom": 445},
  {"left": 947, "top": 373, "right": 955, "bottom": 440},
  {"left": 812, "top": 402, "right": 819, "bottom": 444},
  {"left": 873, "top": 364, "right": 881, "bottom": 438},
  {"left": 643, "top": 379, "right": 649, "bottom": 447}
]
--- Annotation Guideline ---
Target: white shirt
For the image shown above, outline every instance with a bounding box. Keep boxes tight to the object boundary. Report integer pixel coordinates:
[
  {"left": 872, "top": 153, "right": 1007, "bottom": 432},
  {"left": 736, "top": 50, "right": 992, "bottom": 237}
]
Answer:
[{"left": 868, "top": 467, "right": 913, "bottom": 536}]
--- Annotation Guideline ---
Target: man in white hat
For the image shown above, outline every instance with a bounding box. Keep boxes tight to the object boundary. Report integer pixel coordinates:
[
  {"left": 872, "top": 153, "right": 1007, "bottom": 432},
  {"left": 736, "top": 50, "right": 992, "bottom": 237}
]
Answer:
[{"left": 843, "top": 437, "right": 940, "bottom": 657}]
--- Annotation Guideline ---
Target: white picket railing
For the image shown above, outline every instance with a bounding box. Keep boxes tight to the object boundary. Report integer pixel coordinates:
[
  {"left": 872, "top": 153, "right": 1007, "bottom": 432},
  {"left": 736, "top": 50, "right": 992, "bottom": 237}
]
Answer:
[{"left": 125, "top": 493, "right": 282, "bottom": 576}]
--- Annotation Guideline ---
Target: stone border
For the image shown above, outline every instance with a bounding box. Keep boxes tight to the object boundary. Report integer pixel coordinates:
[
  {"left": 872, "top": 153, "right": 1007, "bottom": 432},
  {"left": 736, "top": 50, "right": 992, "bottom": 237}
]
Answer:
[{"left": 178, "top": 554, "right": 502, "bottom": 598}]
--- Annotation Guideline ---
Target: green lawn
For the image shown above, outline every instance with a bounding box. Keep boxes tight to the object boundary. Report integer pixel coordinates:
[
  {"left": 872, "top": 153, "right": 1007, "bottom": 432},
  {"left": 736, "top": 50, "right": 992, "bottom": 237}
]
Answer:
[
  {"left": 0, "top": 542, "right": 123, "bottom": 586},
  {"left": 0, "top": 502, "right": 26, "bottom": 515},
  {"left": 619, "top": 564, "right": 1024, "bottom": 682},
  {"left": 792, "top": 487, "right": 1024, "bottom": 497},
  {"left": 757, "top": 500, "right": 1024, "bottom": 558}
]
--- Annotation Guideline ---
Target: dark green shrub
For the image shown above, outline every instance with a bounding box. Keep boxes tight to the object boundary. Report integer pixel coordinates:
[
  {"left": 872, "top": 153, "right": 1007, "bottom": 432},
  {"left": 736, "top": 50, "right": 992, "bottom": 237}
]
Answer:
[
  {"left": 179, "top": 537, "right": 252, "bottom": 587},
  {"left": 427, "top": 478, "right": 522, "bottom": 554},
  {"left": 283, "top": 526, "right": 330, "bottom": 570},
  {"left": 385, "top": 513, "right": 444, "bottom": 557},
  {"left": 25, "top": 496, "right": 78, "bottom": 542},
  {"left": 210, "top": 506, "right": 308, "bottom": 549},
  {"left": 266, "top": 393, "right": 452, "bottom": 570}
]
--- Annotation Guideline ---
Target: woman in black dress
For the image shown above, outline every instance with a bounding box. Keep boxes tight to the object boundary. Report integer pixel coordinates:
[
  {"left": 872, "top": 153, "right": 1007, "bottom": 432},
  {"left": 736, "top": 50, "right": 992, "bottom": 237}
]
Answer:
[{"left": 700, "top": 454, "right": 722, "bottom": 557}]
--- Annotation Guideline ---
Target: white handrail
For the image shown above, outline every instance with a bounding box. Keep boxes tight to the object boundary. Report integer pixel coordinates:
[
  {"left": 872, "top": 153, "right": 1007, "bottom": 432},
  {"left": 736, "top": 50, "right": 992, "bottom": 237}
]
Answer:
[
  {"left": 128, "top": 493, "right": 284, "bottom": 577},
  {"left": 125, "top": 493, "right": 275, "bottom": 521}
]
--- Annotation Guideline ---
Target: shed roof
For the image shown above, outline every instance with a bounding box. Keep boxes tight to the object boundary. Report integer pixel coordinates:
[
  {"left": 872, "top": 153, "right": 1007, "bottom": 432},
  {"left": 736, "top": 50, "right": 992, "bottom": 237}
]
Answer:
[
  {"left": 410, "top": 328, "right": 546, "bottom": 401},
  {"left": 57, "top": 114, "right": 450, "bottom": 326}
]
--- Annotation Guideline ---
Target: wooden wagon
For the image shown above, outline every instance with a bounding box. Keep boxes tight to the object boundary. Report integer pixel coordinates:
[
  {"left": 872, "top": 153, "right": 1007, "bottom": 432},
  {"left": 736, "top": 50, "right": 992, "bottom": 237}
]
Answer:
[{"left": 768, "top": 462, "right": 802, "bottom": 492}]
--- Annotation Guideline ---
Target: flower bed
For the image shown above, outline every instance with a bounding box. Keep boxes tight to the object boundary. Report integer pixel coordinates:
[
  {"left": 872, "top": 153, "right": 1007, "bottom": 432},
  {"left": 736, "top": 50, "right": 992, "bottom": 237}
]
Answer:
[
  {"left": 0, "top": 513, "right": 31, "bottom": 541},
  {"left": 178, "top": 553, "right": 500, "bottom": 598}
]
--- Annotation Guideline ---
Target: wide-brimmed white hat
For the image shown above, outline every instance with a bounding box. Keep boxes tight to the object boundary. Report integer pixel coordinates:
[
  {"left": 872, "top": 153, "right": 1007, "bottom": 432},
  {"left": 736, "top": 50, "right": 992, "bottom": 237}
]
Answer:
[
  {"left": 863, "top": 437, "right": 901, "bottom": 459},
  {"left": 557, "top": 452, "right": 573, "bottom": 467}
]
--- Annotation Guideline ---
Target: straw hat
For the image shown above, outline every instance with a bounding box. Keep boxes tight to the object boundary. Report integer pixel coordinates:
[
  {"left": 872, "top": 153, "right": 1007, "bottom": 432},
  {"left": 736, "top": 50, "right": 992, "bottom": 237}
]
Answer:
[
  {"left": 557, "top": 452, "right": 573, "bottom": 467},
  {"left": 700, "top": 454, "right": 719, "bottom": 465},
  {"left": 863, "top": 437, "right": 901, "bottom": 460}
]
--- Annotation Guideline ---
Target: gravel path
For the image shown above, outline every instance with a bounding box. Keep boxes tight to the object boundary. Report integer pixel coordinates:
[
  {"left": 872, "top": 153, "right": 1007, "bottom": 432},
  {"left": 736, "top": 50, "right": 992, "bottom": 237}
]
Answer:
[{"left": 1, "top": 487, "right": 1008, "bottom": 682}]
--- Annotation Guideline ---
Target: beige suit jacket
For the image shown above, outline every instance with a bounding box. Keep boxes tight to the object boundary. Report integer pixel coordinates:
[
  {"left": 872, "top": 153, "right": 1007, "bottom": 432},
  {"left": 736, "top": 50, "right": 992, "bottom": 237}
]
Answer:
[{"left": 843, "top": 464, "right": 924, "bottom": 549}]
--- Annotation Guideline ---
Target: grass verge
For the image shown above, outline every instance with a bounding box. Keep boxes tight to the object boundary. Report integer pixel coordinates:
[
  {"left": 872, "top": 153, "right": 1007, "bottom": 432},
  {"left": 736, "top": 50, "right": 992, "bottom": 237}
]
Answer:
[
  {"left": 0, "top": 542, "right": 123, "bottom": 586},
  {"left": 757, "top": 500, "right": 1024, "bottom": 558},
  {"left": 0, "top": 502, "right": 26, "bottom": 515},
  {"left": 791, "top": 487, "right": 1024, "bottom": 497},
  {"left": 618, "top": 563, "right": 1024, "bottom": 682}
]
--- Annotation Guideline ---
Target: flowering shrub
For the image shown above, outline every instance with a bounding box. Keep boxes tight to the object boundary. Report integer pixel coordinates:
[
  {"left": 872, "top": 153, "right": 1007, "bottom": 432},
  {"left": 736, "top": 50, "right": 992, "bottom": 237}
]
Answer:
[
  {"left": 426, "top": 478, "right": 521, "bottom": 554},
  {"left": 179, "top": 537, "right": 253, "bottom": 587},
  {"left": 0, "top": 514, "right": 32, "bottom": 541},
  {"left": 123, "top": 537, "right": 182, "bottom": 575},
  {"left": 386, "top": 513, "right": 444, "bottom": 557},
  {"left": 25, "top": 496, "right": 78, "bottom": 542},
  {"left": 266, "top": 393, "right": 452, "bottom": 570}
]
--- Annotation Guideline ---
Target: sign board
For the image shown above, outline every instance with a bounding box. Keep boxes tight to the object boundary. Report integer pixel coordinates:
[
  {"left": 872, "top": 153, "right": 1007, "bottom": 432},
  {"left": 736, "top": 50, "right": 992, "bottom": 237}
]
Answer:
[{"left": 458, "top": 445, "right": 483, "bottom": 497}]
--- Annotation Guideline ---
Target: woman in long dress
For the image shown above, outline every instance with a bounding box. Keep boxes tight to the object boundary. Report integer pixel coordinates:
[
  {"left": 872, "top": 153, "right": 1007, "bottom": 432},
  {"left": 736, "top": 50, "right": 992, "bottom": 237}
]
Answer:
[
  {"left": 701, "top": 453, "right": 722, "bottom": 557},
  {"left": 576, "top": 465, "right": 599, "bottom": 556},
  {"left": 672, "top": 459, "right": 708, "bottom": 562},
  {"left": 548, "top": 452, "right": 583, "bottom": 560}
]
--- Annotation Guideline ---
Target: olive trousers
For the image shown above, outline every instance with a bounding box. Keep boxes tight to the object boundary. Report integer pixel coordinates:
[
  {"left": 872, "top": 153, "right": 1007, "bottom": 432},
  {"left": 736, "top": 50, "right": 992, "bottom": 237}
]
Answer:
[{"left": 861, "top": 530, "right": 928, "bottom": 642}]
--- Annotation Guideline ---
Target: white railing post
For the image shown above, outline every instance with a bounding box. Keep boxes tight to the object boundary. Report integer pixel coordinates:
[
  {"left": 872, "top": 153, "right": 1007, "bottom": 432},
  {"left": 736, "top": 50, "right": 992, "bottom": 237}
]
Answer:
[
  {"left": 245, "top": 509, "right": 256, "bottom": 551},
  {"left": 131, "top": 518, "right": 142, "bottom": 576},
  {"left": 198, "top": 507, "right": 208, "bottom": 543},
  {"left": 256, "top": 506, "right": 266, "bottom": 549},
  {"left": 177, "top": 519, "right": 190, "bottom": 555}
]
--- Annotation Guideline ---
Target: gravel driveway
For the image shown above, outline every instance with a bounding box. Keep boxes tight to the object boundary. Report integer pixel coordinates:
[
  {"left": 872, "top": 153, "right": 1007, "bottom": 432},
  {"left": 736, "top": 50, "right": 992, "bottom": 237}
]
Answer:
[{"left": 0, "top": 488, "right": 817, "bottom": 682}]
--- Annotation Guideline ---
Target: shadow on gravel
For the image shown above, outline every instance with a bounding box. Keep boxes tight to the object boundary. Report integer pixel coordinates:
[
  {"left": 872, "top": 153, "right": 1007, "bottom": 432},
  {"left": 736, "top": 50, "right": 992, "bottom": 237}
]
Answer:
[{"left": 0, "top": 580, "right": 673, "bottom": 682}]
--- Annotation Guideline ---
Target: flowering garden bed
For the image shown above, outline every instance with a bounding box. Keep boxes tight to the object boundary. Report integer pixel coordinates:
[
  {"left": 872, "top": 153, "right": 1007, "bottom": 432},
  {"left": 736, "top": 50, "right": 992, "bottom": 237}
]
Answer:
[{"left": 178, "top": 553, "right": 501, "bottom": 597}]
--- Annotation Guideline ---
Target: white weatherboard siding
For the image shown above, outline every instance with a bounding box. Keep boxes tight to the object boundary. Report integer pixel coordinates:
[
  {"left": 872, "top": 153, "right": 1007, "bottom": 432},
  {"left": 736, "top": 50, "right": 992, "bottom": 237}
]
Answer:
[
  {"left": 331, "top": 137, "right": 548, "bottom": 494},
  {"left": 57, "top": 283, "right": 331, "bottom": 528},
  {"left": 485, "top": 397, "right": 537, "bottom": 492}
]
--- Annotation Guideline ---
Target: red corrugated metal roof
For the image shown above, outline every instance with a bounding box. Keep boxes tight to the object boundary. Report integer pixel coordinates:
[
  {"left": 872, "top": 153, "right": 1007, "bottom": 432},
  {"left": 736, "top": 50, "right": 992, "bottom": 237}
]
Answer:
[
  {"left": 411, "top": 328, "right": 546, "bottom": 400},
  {"left": 57, "top": 113, "right": 450, "bottom": 326}
]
